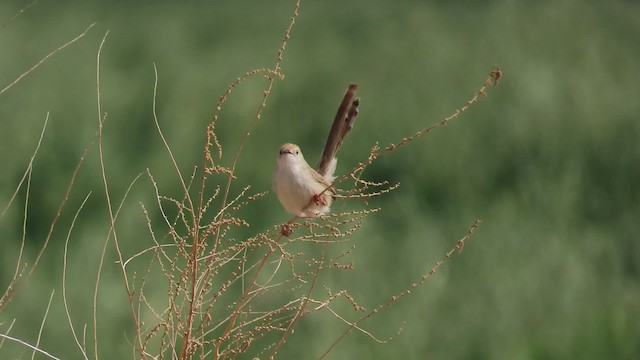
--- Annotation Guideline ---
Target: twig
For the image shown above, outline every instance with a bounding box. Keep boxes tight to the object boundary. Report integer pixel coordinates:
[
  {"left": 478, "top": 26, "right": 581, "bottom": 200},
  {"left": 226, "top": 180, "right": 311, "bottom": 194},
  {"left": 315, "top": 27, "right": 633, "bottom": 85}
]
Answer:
[
  {"left": 63, "top": 193, "right": 92, "bottom": 360},
  {"left": 317, "top": 220, "right": 481, "bottom": 359},
  {"left": 0, "top": 0, "right": 39, "bottom": 30},
  {"left": 94, "top": 29, "right": 144, "bottom": 356},
  {"left": 0, "top": 333, "right": 60, "bottom": 360},
  {"left": 32, "top": 290, "right": 55, "bottom": 360},
  {"left": 0, "top": 23, "right": 96, "bottom": 96},
  {"left": 0, "top": 112, "right": 48, "bottom": 311}
]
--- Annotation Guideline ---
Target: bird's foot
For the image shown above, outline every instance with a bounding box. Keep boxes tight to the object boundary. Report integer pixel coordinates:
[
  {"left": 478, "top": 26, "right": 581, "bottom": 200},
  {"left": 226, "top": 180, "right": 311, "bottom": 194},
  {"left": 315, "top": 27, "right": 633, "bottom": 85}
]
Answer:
[
  {"left": 281, "top": 223, "right": 293, "bottom": 237},
  {"left": 312, "top": 193, "right": 328, "bottom": 206}
]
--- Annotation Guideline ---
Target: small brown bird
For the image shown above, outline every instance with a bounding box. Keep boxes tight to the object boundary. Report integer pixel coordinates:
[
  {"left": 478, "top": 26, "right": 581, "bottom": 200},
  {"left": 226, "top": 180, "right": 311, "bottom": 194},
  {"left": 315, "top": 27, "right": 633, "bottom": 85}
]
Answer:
[{"left": 273, "top": 84, "right": 360, "bottom": 217}]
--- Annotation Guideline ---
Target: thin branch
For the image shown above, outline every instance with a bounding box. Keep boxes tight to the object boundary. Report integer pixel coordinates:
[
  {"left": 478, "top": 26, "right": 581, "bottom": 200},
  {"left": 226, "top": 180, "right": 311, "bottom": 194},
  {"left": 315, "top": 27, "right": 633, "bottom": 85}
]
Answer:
[
  {"left": 312, "top": 67, "right": 503, "bottom": 207},
  {"left": 211, "top": 4, "right": 300, "bottom": 356},
  {"left": 0, "top": 0, "right": 39, "bottom": 30},
  {"left": 317, "top": 220, "right": 481, "bottom": 359},
  {"left": 92, "top": 171, "right": 144, "bottom": 359},
  {"left": 0, "top": 22, "right": 96, "bottom": 96},
  {"left": 0, "top": 319, "right": 17, "bottom": 351},
  {"left": 151, "top": 63, "right": 200, "bottom": 360},
  {"left": 0, "top": 113, "right": 93, "bottom": 310},
  {"left": 63, "top": 192, "right": 92, "bottom": 360},
  {"left": 32, "top": 290, "right": 55, "bottom": 360},
  {"left": 0, "top": 112, "right": 48, "bottom": 308},
  {"left": 94, "top": 29, "right": 143, "bottom": 356},
  {"left": 1, "top": 112, "right": 49, "bottom": 216},
  {"left": 151, "top": 64, "right": 198, "bottom": 234},
  {"left": 269, "top": 243, "right": 328, "bottom": 358},
  {"left": 0, "top": 333, "right": 60, "bottom": 360}
]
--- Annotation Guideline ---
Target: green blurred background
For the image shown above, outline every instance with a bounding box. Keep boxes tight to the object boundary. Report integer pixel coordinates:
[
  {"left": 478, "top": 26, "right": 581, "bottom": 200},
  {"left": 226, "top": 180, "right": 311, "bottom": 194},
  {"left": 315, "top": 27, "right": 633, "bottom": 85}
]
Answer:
[{"left": 1, "top": 0, "right": 639, "bottom": 359}]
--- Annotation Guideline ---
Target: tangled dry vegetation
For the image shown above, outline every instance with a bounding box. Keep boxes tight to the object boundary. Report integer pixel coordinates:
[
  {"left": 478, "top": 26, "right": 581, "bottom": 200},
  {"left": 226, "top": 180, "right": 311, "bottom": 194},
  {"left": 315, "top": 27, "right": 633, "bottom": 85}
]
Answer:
[{"left": 0, "top": 1, "right": 501, "bottom": 359}]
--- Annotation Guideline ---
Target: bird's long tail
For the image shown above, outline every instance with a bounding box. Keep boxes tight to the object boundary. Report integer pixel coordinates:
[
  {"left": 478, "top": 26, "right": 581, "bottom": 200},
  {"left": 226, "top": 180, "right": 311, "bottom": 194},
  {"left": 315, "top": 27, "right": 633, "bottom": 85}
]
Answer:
[{"left": 316, "top": 84, "right": 360, "bottom": 180}]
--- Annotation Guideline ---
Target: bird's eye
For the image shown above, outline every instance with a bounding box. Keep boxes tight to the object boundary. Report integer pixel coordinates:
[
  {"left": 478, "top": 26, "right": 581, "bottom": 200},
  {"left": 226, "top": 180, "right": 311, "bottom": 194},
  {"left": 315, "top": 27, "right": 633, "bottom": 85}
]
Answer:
[{"left": 295, "top": 150, "right": 299, "bottom": 154}]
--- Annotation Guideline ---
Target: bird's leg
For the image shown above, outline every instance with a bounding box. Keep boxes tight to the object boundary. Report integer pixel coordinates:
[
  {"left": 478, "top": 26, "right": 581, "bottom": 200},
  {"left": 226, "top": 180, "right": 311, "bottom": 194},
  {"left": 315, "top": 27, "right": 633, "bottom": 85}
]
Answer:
[
  {"left": 281, "top": 223, "right": 293, "bottom": 237},
  {"left": 312, "top": 193, "right": 328, "bottom": 206}
]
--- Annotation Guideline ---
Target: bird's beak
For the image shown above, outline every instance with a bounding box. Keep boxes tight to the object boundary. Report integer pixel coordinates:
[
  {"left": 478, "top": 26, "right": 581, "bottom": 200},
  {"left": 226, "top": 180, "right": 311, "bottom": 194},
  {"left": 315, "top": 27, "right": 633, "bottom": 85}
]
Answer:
[{"left": 280, "top": 149, "right": 293, "bottom": 156}]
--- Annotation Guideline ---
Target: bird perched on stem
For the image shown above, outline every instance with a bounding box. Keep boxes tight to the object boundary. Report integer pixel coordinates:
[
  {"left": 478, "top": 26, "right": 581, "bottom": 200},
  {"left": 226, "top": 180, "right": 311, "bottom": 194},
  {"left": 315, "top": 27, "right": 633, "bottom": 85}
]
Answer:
[{"left": 273, "top": 84, "right": 360, "bottom": 218}]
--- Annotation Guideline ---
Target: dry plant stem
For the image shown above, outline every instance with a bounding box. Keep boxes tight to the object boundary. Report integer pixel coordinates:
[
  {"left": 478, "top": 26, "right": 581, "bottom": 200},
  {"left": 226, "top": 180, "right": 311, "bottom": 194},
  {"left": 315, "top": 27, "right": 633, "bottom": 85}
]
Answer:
[
  {"left": 0, "top": 318, "right": 16, "bottom": 350},
  {"left": 214, "top": 232, "right": 287, "bottom": 357},
  {"left": 268, "top": 243, "right": 329, "bottom": 359},
  {"left": 0, "top": 333, "right": 60, "bottom": 360},
  {"left": 380, "top": 68, "right": 500, "bottom": 151},
  {"left": 0, "top": 0, "right": 39, "bottom": 29},
  {"left": 1, "top": 112, "right": 48, "bottom": 216},
  {"left": 0, "top": 22, "right": 95, "bottom": 96},
  {"left": 204, "top": 0, "right": 298, "bottom": 257},
  {"left": 92, "top": 174, "right": 144, "bottom": 360},
  {"left": 63, "top": 193, "right": 93, "bottom": 360},
  {"left": 95, "top": 30, "right": 143, "bottom": 355},
  {"left": 1, "top": 117, "right": 100, "bottom": 351},
  {"left": 193, "top": 69, "right": 288, "bottom": 354},
  {"left": 150, "top": 66, "right": 198, "bottom": 252},
  {"left": 0, "top": 26, "right": 96, "bottom": 311},
  {"left": 0, "top": 113, "right": 47, "bottom": 311},
  {"left": 0, "top": 319, "right": 17, "bottom": 351},
  {"left": 318, "top": 220, "right": 482, "bottom": 359},
  {"left": 303, "top": 68, "right": 501, "bottom": 218},
  {"left": 323, "top": 67, "right": 502, "bottom": 198},
  {"left": 151, "top": 63, "right": 201, "bottom": 359},
  {"left": 0, "top": 112, "right": 94, "bottom": 311},
  {"left": 200, "top": 2, "right": 300, "bottom": 358},
  {"left": 193, "top": 66, "right": 286, "bottom": 358},
  {"left": 206, "top": 68, "right": 284, "bottom": 157},
  {"left": 33, "top": 290, "right": 55, "bottom": 360}
]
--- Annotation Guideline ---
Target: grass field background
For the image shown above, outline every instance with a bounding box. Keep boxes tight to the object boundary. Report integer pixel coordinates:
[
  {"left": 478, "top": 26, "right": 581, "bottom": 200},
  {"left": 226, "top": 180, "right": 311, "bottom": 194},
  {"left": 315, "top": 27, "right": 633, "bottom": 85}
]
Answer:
[{"left": 1, "top": 0, "right": 638, "bottom": 358}]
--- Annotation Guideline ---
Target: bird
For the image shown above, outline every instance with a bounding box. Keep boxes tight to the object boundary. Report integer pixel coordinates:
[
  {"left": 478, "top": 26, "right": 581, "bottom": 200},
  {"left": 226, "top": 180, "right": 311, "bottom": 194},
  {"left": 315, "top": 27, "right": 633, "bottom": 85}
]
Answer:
[{"left": 273, "top": 84, "right": 360, "bottom": 218}]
